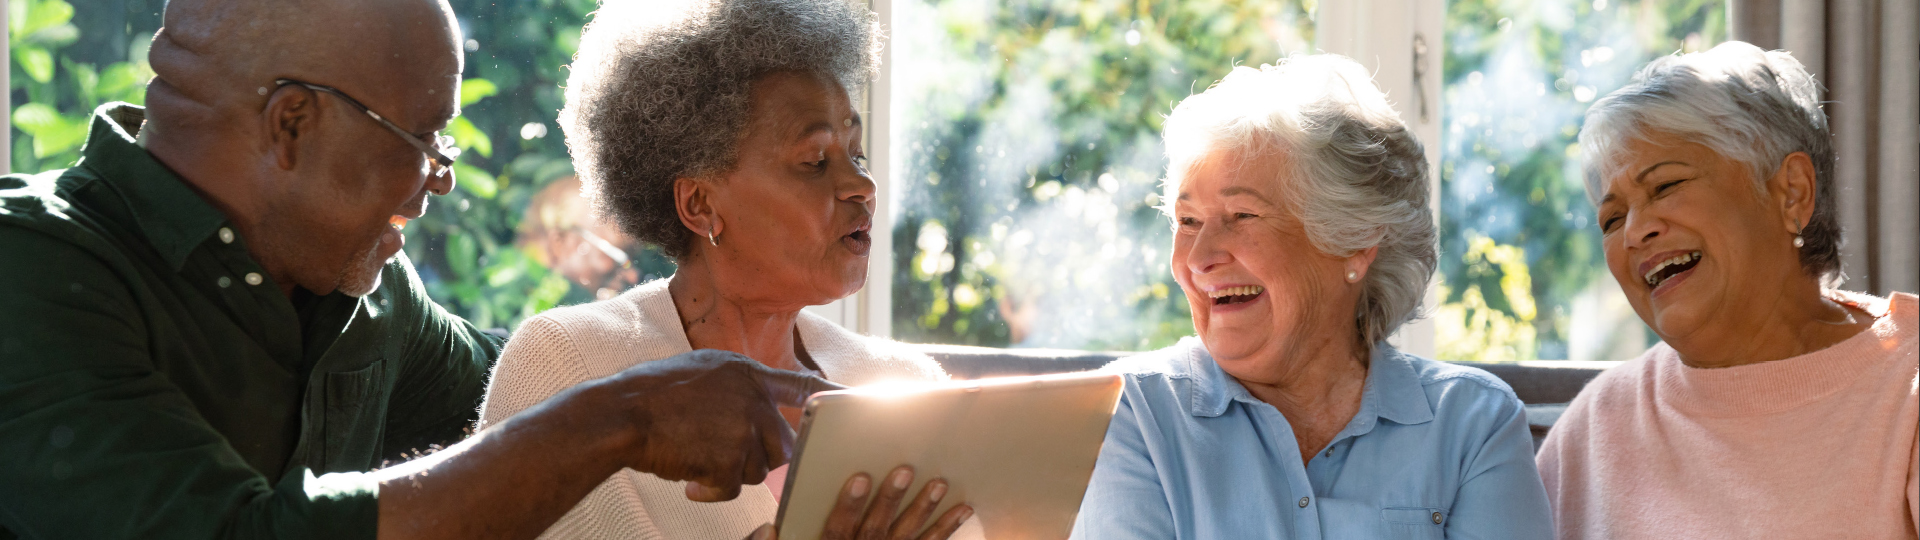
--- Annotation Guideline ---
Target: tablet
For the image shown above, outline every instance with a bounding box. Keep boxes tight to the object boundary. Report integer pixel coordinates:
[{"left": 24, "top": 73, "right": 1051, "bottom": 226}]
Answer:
[{"left": 774, "top": 372, "right": 1124, "bottom": 540}]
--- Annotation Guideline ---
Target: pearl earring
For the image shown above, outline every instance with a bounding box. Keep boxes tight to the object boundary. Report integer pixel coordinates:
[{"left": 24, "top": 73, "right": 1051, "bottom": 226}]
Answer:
[
  {"left": 1346, "top": 270, "right": 1359, "bottom": 282},
  {"left": 1793, "top": 235, "right": 1804, "bottom": 248}
]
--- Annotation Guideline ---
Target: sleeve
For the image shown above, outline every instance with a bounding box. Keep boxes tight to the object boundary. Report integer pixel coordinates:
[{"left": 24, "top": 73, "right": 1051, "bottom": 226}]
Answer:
[
  {"left": 0, "top": 227, "right": 378, "bottom": 539},
  {"left": 1068, "top": 391, "right": 1176, "bottom": 540},
  {"left": 380, "top": 255, "right": 505, "bottom": 460},
  {"left": 473, "top": 314, "right": 593, "bottom": 431},
  {"left": 1908, "top": 419, "right": 1917, "bottom": 533},
  {"left": 1442, "top": 389, "right": 1555, "bottom": 540}
]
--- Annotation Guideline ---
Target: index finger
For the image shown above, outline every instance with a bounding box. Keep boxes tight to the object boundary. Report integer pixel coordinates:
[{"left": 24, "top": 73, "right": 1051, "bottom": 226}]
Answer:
[{"left": 754, "top": 368, "right": 848, "bottom": 407}]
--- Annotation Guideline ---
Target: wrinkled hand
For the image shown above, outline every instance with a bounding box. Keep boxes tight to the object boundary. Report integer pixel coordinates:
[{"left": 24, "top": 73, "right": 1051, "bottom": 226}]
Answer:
[
  {"left": 747, "top": 466, "right": 972, "bottom": 540},
  {"left": 579, "top": 349, "right": 843, "bottom": 502}
]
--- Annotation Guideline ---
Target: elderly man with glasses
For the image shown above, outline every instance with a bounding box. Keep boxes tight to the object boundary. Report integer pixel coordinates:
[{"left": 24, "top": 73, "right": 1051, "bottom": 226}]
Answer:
[{"left": 0, "top": 0, "right": 845, "bottom": 539}]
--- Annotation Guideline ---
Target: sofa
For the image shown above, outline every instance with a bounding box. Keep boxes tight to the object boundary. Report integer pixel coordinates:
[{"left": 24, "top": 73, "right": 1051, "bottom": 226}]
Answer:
[{"left": 915, "top": 344, "right": 1617, "bottom": 451}]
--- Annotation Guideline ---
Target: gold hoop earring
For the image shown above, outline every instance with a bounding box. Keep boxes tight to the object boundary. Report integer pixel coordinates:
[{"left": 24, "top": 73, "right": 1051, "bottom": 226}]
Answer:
[{"left": 707, "top": 227, "right": 718, "bottom": 247}]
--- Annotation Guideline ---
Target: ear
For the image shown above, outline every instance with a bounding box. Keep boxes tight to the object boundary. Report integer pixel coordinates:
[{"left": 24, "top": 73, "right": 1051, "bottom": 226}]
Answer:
[
  {"left": 674, "top": 176, "right": 723, "bottom": 241},
  {"left": 1768, "top": 151, "right": 1818, "bottom": 234},
  {"left": 263, "top": 85, "right": 319, "bottom": 171},
  {"left": 1345, "top": 245, "right": 1381, "bottom": 283}
]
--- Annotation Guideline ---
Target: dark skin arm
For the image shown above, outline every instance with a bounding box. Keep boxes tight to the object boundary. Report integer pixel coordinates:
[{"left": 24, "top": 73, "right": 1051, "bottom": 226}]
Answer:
[{"left": 375, "top": 350, "right": 843, "bottom": 539}]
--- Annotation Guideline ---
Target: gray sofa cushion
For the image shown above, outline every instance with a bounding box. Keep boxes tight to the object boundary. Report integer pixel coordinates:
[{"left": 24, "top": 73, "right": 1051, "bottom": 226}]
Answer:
[{"left": 916, "top": 344, "right": 1614, "bottom": 451}]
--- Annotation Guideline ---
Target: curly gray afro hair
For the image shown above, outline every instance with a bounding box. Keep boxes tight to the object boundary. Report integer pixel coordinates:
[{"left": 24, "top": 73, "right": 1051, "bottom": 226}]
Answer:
[{"left": 560, "top": 0, "right": 882, "bottom": 257}]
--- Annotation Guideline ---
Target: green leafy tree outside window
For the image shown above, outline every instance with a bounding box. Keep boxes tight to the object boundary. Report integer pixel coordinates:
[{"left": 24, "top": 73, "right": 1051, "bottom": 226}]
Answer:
[{"left": 13, "top": 0, "right": 677, "bottom": 333}]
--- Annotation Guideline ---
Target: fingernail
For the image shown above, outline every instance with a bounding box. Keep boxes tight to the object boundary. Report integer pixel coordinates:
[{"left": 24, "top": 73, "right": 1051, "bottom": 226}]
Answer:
[
  {"left": 890, "top": 468, "right": 912, "bottom": 490},
  {"left": 849, "top": 475, "right": 870, "bottom": 498},
  {"left": 928, "top": 481, "right": 947, "bottom": 502},
  {"left": 957, "top": 506, "right": 974, "bottom": 521},
  {"left": 751, "top": 525, "right": 775, "bottom": 540}
]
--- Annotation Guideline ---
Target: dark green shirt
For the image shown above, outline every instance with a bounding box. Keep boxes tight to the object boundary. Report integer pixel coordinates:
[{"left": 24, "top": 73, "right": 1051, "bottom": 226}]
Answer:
[{"left": 0, "top": 104, "right": 502, "bottom": 539}]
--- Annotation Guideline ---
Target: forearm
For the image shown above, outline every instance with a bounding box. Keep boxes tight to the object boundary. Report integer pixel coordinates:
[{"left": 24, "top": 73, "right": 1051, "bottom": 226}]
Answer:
[{"left": 375, "top": 384, "right": 628, "bottom": 540}]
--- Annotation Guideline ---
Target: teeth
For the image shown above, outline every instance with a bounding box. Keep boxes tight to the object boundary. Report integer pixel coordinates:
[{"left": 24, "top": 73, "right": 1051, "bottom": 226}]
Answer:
[
  {"left": 1643, "top": 251, "right": 1702, "bottom": 286},
  {"left": 1208, "top": 285, "right": 1265, "bottom": 299}
]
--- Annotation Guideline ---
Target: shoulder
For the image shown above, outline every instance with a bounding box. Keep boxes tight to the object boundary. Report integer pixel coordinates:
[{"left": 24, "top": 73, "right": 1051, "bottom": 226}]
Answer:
[
  {"left": 0, "top": 169, "right": 123, "bottom": 261},
  {"left": 1395, "top": 351, "right": 1524, "bottom": 410},
  {"left": 1548, "top": 347, "right": 1662, "bottom": 436},
  {"left": 1102, "top": 338, "right": 1202, "bottom": 380},
  {"left": 1100, "top": 338, "right": 1208, "bottom": 409},
  {"left": 795, "top": 312, "right": 949, "bottom": 384}
]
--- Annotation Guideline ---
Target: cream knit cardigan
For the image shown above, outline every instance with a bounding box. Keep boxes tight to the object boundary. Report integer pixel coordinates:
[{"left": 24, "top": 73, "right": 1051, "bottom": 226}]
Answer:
[{"left": 477, "top": 279, "right": 951, "bottom": 540}]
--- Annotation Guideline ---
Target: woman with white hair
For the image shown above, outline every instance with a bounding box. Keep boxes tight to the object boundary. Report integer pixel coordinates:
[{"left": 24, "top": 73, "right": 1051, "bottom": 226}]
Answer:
[
  {"left": 1538, "top": 41, "right": 1918, "bottom": 539},
  {"left": 1070, "top": 54, "right": 1553, "bottom": 539},
  {"left": 477, "top": 0, "right": 973, "bottom": 538}
]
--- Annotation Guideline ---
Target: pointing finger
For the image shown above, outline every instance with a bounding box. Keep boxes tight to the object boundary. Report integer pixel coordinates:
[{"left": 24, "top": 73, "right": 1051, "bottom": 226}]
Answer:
[{"left": 756, "top": 368, "right": 847, "bottom": 407}]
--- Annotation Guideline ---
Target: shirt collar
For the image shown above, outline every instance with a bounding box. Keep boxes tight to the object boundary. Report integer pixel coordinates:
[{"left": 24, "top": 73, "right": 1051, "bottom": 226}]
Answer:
[
  {"left": 75, "top": 103, "right": 229, "bottom": 271},
  {"left": 1184, "top": 340, "right": 1435, "bottom": 426}
]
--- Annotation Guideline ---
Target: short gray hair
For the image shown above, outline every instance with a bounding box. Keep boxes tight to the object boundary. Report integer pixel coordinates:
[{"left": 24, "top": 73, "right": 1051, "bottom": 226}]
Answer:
[
  {"left": 1162, "top": 54, "right": 1437, "bottom": 347},
  {"left": 1579, "top": 41, "right": 1840, "bottom": 283},
  {"left": 560, "top": 0, "right": 882, "bottom": 257}
]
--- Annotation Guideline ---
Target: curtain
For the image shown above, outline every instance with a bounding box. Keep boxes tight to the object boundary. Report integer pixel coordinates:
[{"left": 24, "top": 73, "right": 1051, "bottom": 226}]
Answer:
[{"left": 1731, "top": 0, "right": 1920, "bottom": 297}]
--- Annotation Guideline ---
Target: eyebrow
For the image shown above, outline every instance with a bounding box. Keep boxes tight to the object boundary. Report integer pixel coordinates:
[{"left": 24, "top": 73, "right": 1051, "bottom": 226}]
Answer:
[
  {"left": 1635, "top": 161, "right": 1685, "bottom": 184},
  {"left": 796, "top": 112, "right": 863, "bottom": 141},
  {"left": 1219, "top": 186, "right": 1274, "bottom": 203},
  {"left": 1173, "top": 186, "right": 1274, "bottom": 203},
  {"left": 1601, "top": 160, "right": 1689, "bottom": 205}
]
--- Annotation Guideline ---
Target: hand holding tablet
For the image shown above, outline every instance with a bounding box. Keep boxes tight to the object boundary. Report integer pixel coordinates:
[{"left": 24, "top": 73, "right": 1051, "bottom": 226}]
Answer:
[{"left": 767, "top": 372, "right": 1124, "bottom": 540}]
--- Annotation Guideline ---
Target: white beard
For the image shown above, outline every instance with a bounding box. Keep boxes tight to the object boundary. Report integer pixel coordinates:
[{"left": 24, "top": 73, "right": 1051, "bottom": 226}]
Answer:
[{"left": 335, "top": 239, "right": 389, "bottom": 297}]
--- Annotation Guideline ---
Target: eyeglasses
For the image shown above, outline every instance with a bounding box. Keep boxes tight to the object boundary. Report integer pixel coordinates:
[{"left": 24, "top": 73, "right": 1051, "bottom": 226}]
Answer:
[{"left": 274, "top": 78, "right": 461, "bottom": 176}]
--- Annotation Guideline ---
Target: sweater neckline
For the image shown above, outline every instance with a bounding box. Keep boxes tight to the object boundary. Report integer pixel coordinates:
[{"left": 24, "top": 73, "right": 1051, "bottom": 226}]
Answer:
[
  {"left": 1654, "top": 291, "right": 1912, "bottom": 417},
  {"left": 623, "top": 277, "right": 867, "bottom": 382}
]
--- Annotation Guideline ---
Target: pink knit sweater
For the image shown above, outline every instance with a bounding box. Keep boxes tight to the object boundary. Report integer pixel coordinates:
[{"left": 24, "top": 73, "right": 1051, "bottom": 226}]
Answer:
[{"left": 1537, "top": 291, "right": 1919, "bottom": 539}]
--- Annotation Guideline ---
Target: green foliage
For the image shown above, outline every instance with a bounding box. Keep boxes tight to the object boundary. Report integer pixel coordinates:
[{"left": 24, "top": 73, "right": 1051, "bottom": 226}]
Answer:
[
  {"left": 9, "top": 0, "right": 155, "bottom": 172},
  {"left": 891, "top": 0, "right": 1312, "bottom": 350},
  {"left": 13, "top": 0, "right": 674, "bottom": 332},
  {"left": 1438, "top": 0, "right": 1721, "bottom": 360}
]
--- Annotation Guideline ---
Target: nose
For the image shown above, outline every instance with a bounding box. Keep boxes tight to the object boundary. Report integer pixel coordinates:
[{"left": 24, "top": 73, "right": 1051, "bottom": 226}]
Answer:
[
  {"left": 1184, "top": 221, "right": 1233, "bottom": 275},
  {"left": 426, "top": 163, "right": 456, "bottom": 197},
  {"left": 1620, "top": 207, "right": 1663, "bottom": 250},
  {"left": 836, "top": 158, "right": 876, "bottom": 206}
]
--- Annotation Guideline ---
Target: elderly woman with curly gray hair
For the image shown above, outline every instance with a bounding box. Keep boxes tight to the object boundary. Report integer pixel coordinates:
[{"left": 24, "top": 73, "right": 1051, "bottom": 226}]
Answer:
[
  {"left": 1070, "top": 54, "right": 1553, "bottom": 539},
  {"left": 1537, "top": 42, "right": 1918, "bottom": 539},
  {"left": 475, "top": 0, "right": 972, "bottom": 538}
]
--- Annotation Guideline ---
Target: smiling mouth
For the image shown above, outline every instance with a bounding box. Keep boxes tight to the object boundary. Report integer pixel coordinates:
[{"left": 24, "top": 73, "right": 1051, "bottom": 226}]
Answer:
[
  {"left": 1643, "top": 251, "right": 1702, "bottom": 288},
  {"left": 1209, "top": 285, "right": 1265, "bottom": 306}
]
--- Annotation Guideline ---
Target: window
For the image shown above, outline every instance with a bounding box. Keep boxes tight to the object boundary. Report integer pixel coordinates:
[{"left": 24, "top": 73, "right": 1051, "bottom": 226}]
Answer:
[
  {"left": 1436, "top": 0, "right": 1724, "bottom": 361},
  {"left": 21, "top": 0, "right": 1724, "bottom": 360},
  {"left": 884, "top": 0, "right": 1315, "bottom": 350}
]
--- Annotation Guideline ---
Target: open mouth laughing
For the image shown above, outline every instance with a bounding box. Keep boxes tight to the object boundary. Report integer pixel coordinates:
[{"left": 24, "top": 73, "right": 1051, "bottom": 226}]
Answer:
[
  {"left": 1640, "top": 250, "right": 1702, "bottom": 291},
  {"left": 1208, "top": 285, "right": 1265, "bottom": 306}
]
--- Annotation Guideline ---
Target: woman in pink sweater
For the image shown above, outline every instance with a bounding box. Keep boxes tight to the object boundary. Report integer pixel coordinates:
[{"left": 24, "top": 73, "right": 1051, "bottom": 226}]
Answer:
[{"left": 1538, "top": 41, "right": 1918, "bottom": 539}]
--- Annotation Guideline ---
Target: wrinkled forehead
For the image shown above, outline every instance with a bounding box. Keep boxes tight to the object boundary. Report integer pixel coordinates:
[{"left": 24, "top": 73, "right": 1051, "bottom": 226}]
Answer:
[{"left": 749, "top": 71, "right": 859, "bottom": 143}]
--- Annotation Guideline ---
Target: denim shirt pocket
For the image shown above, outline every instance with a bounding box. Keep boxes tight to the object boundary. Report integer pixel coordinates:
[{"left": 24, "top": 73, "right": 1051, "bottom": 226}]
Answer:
[
  {"left": 319, "top": 359, "right": 390, "bottom": 472},
  {"left": 1382, "top": 506, "right": 1446, "bottom": 539}
]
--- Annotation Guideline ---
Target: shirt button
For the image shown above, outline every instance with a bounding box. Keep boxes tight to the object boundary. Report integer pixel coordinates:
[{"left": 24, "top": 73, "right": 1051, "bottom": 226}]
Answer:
[
  {"left": 244, "top": 273, "right": 263, "bottom": 286},
  {"left": 1298, "top": 497, "right": 1310, "bottom": 508},
  {"left": 218, "top": 227, "right": 235, "bottom": 244},
  {"left": 1432, "top": 512, "right": 1444, "bottom": 524},
  {"left": 217, "top": 276, "right": 231, "bottom": 288}
]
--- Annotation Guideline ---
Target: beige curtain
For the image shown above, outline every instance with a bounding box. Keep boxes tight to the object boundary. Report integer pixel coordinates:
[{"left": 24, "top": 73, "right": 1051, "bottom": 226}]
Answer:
[{"left": 1732, "top": 0, "right": 1920, "bottom": 296}]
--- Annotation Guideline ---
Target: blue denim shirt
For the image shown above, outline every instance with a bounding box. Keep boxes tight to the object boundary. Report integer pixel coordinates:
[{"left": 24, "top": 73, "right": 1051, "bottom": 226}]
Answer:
[{"left": 1070, "top": 338, "right": 1552, "bottom": 539}]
